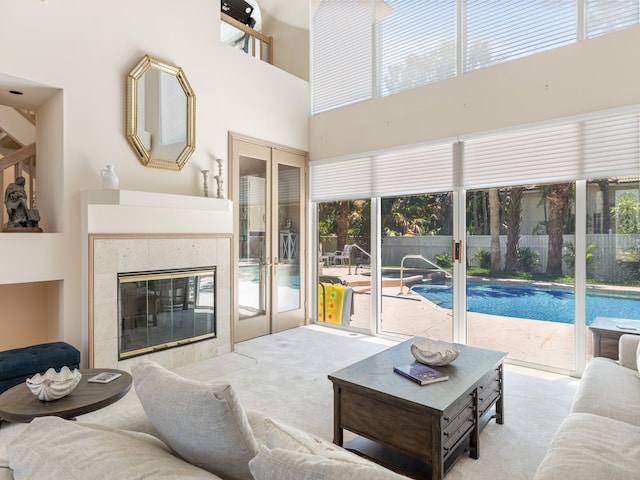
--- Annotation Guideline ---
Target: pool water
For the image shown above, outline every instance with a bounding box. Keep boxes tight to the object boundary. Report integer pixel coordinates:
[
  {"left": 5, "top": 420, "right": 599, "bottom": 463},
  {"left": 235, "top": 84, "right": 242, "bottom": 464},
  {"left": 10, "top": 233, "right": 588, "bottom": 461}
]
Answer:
[{"left": 411, "top": 282, "right": 640, "bottom": 325}]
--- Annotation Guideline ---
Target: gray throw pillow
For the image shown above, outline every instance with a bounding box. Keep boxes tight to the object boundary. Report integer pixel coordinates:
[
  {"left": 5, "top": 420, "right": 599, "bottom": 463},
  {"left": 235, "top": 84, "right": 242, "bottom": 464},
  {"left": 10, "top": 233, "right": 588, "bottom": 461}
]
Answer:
[{"left": 132, "top": 359, "right": 258, "bottom": 480}]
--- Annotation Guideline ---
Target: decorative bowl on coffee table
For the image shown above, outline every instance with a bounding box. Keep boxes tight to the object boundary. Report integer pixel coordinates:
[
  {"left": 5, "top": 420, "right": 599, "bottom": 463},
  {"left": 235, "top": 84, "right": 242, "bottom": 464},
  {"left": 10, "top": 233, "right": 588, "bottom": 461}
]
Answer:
[
  {"left": 26, "top": 366, "right": 82, "bottom": 401},
  {"left": 411, "top": 338, "right": 460, "bottom": 366}
]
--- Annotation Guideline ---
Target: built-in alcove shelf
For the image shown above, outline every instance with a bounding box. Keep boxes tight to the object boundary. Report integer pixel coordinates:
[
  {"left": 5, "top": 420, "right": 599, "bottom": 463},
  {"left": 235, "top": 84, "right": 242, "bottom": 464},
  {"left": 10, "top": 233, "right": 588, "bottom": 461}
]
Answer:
[
  {"left": 0, "top": 233, "right": 65, "bottom": 285},
  {"left": 0, "top": 230, "right": 64, "bottom": 350},
  {"left": 82, "top": 189, "right": 233, "bottom": 235}
]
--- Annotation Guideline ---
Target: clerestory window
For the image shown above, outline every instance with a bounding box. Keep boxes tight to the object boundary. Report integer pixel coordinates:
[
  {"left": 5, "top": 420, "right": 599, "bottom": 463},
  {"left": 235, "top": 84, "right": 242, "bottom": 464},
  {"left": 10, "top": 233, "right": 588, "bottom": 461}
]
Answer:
[{"left": 312, "top": 0, "right": 640, "bottom": 114}]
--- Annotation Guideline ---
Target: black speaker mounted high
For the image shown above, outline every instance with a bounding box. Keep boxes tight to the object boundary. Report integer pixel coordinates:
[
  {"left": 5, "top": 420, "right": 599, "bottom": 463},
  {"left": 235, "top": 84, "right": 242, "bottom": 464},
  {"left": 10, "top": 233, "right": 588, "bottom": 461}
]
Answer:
[{"left": 221, "top": 0, "right": 254, "bottom": 26}]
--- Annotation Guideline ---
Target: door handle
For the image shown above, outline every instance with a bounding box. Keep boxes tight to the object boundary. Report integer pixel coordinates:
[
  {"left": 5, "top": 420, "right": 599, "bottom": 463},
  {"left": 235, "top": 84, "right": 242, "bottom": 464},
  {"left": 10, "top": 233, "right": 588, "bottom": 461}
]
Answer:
[{"left": 452, "top": 240, "right": 463, "bottom": 263}]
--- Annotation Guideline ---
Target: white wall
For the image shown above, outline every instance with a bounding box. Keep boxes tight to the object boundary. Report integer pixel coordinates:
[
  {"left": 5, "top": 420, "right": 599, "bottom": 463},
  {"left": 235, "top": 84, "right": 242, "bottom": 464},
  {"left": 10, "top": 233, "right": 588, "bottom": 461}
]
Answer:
[
  {"left": 310, "top": 26, "right": 640, "bottom": 160},
  {"left": 259, "top": 0, "right": 310, "bottom": 81},
  {"left": 0, "top": 0, "right": 309, "bottom": 359}
]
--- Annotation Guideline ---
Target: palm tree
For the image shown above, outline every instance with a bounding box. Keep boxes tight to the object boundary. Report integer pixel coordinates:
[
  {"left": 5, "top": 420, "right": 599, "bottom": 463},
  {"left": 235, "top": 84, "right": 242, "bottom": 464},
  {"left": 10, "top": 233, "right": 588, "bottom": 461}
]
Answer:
[
  {"left": 595, "top": 180, "right": 611, "bottom": 233},
  {"left": 546, "top": 184, "right": 572, "bottom": 275},
  {"left": 505, "top": 187, "right": 524, "bottom": 271},
  {"left": 336, "top": 201, "right": 350, "bottom": 250},
  {"left": 489, "top": 188, "right": 501, "bottom": 273}
]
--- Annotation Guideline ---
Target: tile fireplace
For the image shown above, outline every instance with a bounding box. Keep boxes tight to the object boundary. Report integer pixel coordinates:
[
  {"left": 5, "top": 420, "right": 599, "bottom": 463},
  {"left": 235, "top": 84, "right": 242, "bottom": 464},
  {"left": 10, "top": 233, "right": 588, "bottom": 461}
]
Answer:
[{"left": 82, "top": 190, "right": 233, "bottom": 370}]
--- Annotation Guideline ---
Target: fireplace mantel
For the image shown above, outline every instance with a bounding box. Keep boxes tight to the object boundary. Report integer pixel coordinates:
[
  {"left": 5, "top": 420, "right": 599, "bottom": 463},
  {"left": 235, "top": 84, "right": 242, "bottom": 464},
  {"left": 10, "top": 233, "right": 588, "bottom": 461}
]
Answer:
[{"left": 82, "top": 190, "right": 233, "bottom": 234}]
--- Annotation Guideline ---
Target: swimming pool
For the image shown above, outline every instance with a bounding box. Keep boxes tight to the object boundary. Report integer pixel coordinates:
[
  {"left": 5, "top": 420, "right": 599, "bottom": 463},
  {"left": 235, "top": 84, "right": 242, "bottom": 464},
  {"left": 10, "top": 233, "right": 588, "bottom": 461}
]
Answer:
[{"left": 411, "top": 282, "right": 640, "bottom": 325}]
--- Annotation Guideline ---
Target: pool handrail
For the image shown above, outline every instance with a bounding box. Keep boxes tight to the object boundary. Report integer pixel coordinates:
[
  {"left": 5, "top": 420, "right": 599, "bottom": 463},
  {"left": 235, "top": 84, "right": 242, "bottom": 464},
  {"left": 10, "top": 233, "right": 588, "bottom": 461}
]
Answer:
[
  {"left": 399, "top": 255, "right": 452, "bottom": 294},
  {"left": 347, "top": 243, "right": 372, "bottom": 274}
]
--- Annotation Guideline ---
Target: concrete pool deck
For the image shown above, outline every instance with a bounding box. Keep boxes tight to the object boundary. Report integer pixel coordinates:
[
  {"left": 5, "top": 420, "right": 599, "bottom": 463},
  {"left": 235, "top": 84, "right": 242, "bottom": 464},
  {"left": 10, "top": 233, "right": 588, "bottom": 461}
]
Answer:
[{"left": 319, "top": 266, "right": 601, "bottom": 372}]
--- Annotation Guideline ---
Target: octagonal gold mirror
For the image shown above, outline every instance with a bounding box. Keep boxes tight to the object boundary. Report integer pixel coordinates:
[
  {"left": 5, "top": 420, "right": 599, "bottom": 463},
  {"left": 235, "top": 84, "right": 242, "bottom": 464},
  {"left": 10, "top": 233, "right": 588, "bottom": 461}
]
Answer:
[{"left": 126, "top": 55, "right": 196, "bottom": 171}]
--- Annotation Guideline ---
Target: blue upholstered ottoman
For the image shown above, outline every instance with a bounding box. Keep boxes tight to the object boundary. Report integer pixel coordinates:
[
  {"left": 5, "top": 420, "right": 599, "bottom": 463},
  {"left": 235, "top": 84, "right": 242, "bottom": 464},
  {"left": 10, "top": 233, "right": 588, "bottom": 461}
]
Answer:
[{"left": 0, "top": 342, "right": 81, "bottom": 394}]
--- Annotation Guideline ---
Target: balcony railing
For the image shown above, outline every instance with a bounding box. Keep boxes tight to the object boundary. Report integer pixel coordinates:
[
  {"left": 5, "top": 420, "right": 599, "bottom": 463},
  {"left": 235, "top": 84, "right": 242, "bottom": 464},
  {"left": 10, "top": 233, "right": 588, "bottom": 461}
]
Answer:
[{"left": 221, "top": 12, "right": 273, "bottom": 65}]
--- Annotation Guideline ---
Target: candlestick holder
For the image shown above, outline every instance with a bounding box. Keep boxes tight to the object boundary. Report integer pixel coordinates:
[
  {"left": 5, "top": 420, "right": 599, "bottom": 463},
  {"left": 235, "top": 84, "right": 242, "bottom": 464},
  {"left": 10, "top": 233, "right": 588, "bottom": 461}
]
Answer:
[
  {"left": 216, "top": 159, "right": 224, "bottom": 199},
  {"left": 201, "top": 170, "right": 210, "bottom": 197}
]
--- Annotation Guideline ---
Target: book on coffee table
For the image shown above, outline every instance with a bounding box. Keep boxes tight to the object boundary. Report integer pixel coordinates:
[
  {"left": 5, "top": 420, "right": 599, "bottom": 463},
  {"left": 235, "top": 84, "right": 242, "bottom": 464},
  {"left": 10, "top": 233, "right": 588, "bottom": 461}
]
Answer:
[
  {"left": 393, "top": 362, "right": 448, "bottom": 386},
  {"left": 88, "top": 372, "right": 122, "bottom": 384}
]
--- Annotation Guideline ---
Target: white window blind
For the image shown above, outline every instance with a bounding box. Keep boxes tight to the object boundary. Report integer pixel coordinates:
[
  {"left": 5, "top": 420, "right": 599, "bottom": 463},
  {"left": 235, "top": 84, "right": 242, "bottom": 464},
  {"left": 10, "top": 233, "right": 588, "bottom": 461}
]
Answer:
[
  {"left": 376, "top": 1, "right": 457, "bottom": 97},
  {"left": 464, "top": 111, "right": 640, "bottom": 189},
  {"left": 310, "top": 142, "right": 454, "bottom": 201},
  {"left": 464, "top": 123, "right": 581, "bottom": 188},
  {"left": 464, "top": 0, "right": 576, "bottom": 73},
  {"left": 310, "top": 156, "right": 373, "bottom": 202},
  {"left": 313, "top": 110, "right": 640, "bottom": 201},
  {"left": 373, "top": 143, "right": 454, "bottom": 197},
  {"left": 582, "top": 112, "right": 640, "bottom": 177},
  {"left": 311, "top": 0, "right": 373, "bottom": 114},
  {"left": 586, "top": 0, "right": 640, "bottom": 38}
]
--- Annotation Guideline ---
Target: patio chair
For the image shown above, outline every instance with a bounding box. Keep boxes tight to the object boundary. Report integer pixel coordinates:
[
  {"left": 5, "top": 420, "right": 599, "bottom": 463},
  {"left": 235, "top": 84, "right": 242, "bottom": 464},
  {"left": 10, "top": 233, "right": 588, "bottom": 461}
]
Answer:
[
  {"left": 320, "top": 252, "right": 335, "bottom": 266},
  {"left": 334, "top": 245, "right": 353, "bottom": 266}
]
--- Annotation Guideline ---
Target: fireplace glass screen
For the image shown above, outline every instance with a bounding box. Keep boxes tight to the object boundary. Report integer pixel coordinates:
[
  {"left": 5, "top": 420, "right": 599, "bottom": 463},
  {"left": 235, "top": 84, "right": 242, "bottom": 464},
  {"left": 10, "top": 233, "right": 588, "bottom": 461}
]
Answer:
[{"left": 118, "top": 267, "right": 216, "bottom": 359}]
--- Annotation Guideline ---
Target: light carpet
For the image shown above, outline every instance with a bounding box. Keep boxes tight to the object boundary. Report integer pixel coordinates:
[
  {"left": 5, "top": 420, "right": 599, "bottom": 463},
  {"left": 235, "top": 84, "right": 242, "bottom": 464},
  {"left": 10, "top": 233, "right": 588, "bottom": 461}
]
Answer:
[{"left": 0, "top": 325, "right": 579, "bottom": 479}]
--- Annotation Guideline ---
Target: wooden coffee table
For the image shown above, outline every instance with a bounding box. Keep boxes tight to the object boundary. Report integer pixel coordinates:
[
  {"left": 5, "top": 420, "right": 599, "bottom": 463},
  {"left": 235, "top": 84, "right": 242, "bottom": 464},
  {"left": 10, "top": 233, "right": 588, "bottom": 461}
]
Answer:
[
  {"left": 589, "top": 316, "right": 640, "bottom": 360},
  {"left": 0, "top": 368, "right": 132, "bottom": 425},
  {"left": 329, "top": 338, "right": 506, "bottom": 480}
]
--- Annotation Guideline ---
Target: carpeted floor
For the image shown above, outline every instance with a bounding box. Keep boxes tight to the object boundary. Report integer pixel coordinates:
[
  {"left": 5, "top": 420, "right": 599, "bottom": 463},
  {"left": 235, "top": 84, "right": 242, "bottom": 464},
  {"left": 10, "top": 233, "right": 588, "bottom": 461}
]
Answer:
[{"left": 0, "top": 325, "right": 579, "bottom": 479}]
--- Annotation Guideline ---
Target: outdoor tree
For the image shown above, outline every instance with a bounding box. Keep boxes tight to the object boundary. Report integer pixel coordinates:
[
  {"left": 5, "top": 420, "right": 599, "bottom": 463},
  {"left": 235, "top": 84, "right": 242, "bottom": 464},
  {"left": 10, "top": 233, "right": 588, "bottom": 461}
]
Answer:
[
  {"left": 612, "top": 193, "right": 640, "bottom": 234},
  {"left": 380, "top": 194, "right": 452, "bottom": 237},
  {"left": 505, "top": 187, "right": 524, "bottom": 272},
  {"left": 382, "top": 196, "right": 431, "bottom": 236},
  {"left": 595, "top": 180, "right": 612, "bottom": 233},
  {"left": 383, "top": 40, "right": 456, "bottom": 96},
  {"left": 489, "top": 188, "right": 501, "bottom": 273},
  {"left": 546, "top": 184, "right": 572, "bottom": 275},
  {"left": 382, "top": 40, "right": 491, "bottom": 96},
  {"left": 337, "top": 201, "right": 349, "bottom": 250},
  {"left": 318, "top": 200, "right": 371, "bottom": 254}
]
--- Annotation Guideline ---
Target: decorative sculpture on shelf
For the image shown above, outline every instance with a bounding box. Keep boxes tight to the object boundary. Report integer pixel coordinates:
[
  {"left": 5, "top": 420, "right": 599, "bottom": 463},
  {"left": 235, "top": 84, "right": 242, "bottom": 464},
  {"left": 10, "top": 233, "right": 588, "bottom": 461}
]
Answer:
[{"left": 3, "top": 176, "right": 42, "bottom": 231}]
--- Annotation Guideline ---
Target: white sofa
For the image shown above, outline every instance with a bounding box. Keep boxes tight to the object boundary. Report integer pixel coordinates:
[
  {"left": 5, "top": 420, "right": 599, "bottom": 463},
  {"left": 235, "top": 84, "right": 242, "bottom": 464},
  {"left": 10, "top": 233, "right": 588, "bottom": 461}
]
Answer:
[
  {"left": 534, "top": 334, "right": 640, "bottom": 480},
  {"left": 0, "top": 359, "right": 409, "bottom": 480}
]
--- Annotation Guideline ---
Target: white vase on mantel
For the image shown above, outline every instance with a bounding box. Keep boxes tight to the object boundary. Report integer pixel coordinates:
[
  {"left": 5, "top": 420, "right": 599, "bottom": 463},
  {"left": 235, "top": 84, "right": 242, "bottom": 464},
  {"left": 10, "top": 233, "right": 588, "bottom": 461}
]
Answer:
[{"left": 101, "top": 165, "right": 119, "bottom": 190}]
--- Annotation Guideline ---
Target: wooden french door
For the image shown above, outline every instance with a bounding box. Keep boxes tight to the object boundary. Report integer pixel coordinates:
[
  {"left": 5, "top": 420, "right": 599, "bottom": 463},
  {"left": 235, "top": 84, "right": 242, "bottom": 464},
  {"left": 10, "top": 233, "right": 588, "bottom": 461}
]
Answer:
[{"left": 230, "top": 134, "right": 307, "bottom": 342}]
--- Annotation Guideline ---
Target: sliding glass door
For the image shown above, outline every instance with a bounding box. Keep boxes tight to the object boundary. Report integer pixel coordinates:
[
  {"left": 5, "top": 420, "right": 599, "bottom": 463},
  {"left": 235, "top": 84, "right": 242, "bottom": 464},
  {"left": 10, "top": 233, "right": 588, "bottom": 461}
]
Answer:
[
  {"left": 317, "top": 199, "right": 372, "bottom": 331},
  {"left": 312, "top": 180, "right": 638, "bottom": 373},
  {"left": 315, "top": 191, "right": 459, "bottom": 343},
  {"left": 379, "top": 192, "right": 455, "bottom": 342},
  {"left": 465, "top": 184, "right": 576, "bottom": 371},
  {"left": 585, "top": 177, "right": 640, "bottom": 361}
]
